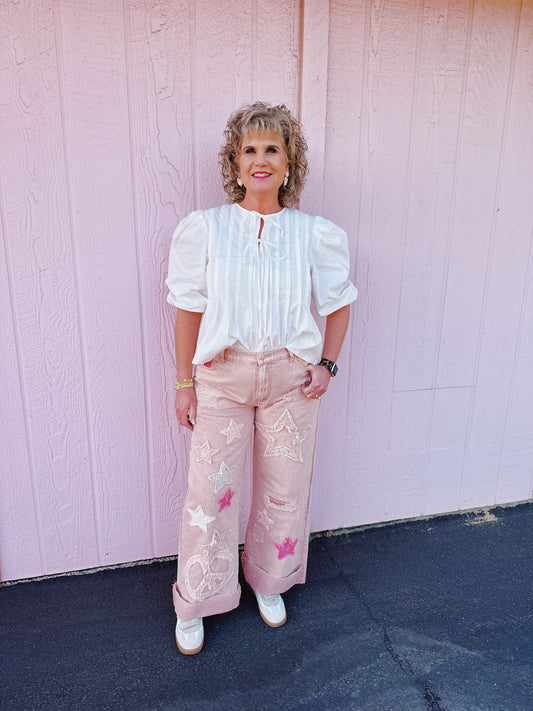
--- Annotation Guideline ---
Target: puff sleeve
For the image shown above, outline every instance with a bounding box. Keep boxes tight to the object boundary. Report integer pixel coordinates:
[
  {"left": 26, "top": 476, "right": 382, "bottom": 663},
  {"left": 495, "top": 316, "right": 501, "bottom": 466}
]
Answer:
[
  {"left": 310, "top": 216, "right": 358, "bottom": 316},
  {"left": 166, "top": 210, "right": 209, "bottom": 312}
]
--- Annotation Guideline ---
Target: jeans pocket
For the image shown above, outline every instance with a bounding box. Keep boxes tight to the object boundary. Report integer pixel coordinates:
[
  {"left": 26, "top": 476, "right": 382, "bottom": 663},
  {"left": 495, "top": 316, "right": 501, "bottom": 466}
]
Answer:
[
  {"left": 286, "top": 352, "right": 312, "bottom": 389},
  {"left": 200, "top": 352, "right": 224, "bottom": 370},
  {"left": 288, "top": 351, "right": 309, "bottom": 366}
]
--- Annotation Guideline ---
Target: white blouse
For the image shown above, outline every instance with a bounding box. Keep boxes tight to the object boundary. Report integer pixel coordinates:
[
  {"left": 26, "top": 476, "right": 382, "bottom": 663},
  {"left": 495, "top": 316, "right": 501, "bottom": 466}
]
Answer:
[{"left": 166, "top": 202, "right": 357, "bottom": 365}]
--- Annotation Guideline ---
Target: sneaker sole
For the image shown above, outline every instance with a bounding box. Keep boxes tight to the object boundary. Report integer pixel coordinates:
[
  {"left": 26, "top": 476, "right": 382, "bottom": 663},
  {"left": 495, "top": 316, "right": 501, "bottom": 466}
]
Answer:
[
  {"left": 248, "top": 583, "right": 287, "bottom": 627},
  {"left": 258, "top": 608, "right": 287, "bottom": 628},
  {"left": 175, "top": 630, "right": 204, "bottom": 655}
]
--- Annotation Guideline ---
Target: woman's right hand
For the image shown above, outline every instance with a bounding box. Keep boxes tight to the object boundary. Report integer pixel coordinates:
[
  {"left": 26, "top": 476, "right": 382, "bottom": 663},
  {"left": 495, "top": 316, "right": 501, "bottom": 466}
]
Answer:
[{"left": 175, "top": 387, "right": 197, "bottom": 431}]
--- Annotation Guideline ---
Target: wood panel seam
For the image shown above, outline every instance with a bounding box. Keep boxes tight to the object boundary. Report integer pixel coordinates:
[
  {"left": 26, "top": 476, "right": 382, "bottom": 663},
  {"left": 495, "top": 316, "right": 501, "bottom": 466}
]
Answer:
[
  {"left": 0, "top": 163, "right": 45, "bottom": 572},
  {"left": 470, "top": 0, "right": 523, "bottom": 503},
  {"left": 52, "top": 0, "right": 102, "bottom": 564},
  {"left": 122, "top": 0, "right": 156, "bottom": 558}
]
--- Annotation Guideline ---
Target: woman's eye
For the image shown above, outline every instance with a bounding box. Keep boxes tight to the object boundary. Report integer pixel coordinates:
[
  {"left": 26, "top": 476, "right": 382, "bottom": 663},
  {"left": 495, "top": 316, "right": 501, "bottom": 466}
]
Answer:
[
  {"left": 244, "top": 147, "right": 255, "bottom": 154},
  {"left": 267, "top": 147, "right": 277, "bottom": 153}
]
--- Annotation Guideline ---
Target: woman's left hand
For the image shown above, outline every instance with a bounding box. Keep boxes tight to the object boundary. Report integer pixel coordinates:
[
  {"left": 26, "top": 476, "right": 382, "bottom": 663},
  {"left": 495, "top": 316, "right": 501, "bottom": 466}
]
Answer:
[{"left": 301, "top": 364, "right": 331, "bottom": 400}]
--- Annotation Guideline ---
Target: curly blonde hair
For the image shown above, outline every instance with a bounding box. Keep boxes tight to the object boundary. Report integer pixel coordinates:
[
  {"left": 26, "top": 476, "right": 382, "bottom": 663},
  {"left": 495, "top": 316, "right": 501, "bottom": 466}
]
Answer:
[{"left": 219, "top": 102, "right": 308, "bottom": 208}]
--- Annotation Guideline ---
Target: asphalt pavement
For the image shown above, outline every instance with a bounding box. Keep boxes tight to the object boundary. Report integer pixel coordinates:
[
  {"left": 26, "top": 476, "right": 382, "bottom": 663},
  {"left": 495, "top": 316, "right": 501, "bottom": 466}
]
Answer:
[{"left": 1, "top": 502, "right": 531, "bottom": 711}]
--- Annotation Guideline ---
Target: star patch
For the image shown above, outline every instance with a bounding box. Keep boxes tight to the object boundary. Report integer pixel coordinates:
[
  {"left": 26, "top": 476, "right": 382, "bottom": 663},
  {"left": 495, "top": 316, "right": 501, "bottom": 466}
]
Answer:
[
  {"left": 275, "top": 537, "right": 298, "bottom": 559},
  {"left": 187, "top": 504, "right": 215, "bottom": 533},
  {"left": 199, "top": 528, "right": 230, "bottom": 556},
  {"left": 208, "top": 461, "right": 236, "bottom": 493},
  {"left": 194, "top": 440, "right": 219, "bottom": 465},
  {"left": 256, "top": 409, "right": 311, "bottom": 462},
  {"left": 257, "top": 507, "right": 274, "bottom": 530},
  {"left": 218, "top": 488, "right": 235, "bottom": 512},
  {"left": 220, "top": 418, "right": 244, "bottom": 444}
]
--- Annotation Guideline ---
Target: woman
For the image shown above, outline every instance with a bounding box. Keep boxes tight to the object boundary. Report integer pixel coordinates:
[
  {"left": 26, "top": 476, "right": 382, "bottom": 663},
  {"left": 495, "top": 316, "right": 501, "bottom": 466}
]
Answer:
[{"left": 166, "top": 102, "right": 357, "bottom": 654}]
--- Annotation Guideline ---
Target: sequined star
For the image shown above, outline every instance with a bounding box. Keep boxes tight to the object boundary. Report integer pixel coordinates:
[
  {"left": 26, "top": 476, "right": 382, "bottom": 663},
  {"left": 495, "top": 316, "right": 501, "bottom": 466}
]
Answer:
[
  {"left": 257, "top": 507, "right": 274, "bottom": 530},
  {"left": 256, "top": 409, "right": 311, "bottom": 462},
  {"left": 194, "top": 440, "right": 219, "bottom": 465},
  {"left": 187, "top": 504, "right": 215, "bottom": 533},
  {"left": 218, "top": 488, "right": 235, "bottom": 512},
  {"left": 208, "top": 461, "right": 236, "bottom": 493},
  {"left": 220, "top": 418, "right": 244, "bottom": 444},
  {"left": 199, "top": 529, "right": 230, "bottom": 556},
  {"left": 275, "top": 537, "right": 298, "bottom": 559}
]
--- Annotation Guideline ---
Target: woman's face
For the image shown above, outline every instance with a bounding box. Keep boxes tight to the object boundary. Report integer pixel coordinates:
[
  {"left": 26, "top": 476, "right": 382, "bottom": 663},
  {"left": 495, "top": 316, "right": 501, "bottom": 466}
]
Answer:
[{"left": 237, "top": 129, "right": 289, "bottom": 202}]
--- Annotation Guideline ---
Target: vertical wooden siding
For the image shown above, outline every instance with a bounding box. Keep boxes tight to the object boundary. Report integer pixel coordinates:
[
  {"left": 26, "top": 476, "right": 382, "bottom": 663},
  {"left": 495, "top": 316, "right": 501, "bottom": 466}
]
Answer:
[{"left": 0, "top": 0, "right": 531, "bottom": 581}]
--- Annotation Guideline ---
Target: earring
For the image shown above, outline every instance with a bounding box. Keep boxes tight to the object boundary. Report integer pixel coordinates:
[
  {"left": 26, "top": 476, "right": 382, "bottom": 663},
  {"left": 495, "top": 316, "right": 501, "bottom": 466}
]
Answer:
[
  {"left": 237, "top": 177, "right": 243, "bottom": 187},
  {"left": 283, "top": 172, "right": 289, "bottom": 187}
]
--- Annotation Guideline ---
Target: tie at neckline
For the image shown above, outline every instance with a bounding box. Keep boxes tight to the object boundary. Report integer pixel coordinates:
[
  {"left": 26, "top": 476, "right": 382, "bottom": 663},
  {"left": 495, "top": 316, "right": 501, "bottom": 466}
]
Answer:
[{"left": 241, "top": 211, "right": 285, "bottom": 262}]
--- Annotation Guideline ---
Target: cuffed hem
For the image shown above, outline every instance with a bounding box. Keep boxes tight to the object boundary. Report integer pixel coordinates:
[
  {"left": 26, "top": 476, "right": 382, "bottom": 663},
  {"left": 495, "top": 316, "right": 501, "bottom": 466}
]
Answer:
[
  {"left": 316, "top": 285, "right": 358, "bottom": 317},
  {"left": 241, "top": 551, "right": 307, "bottom": 596},
  {"left": 172, "top": 582, "right": 241, "bottom": 621},
  {"left": 166, "top": 294, "right": 207, "bottom": 312}
]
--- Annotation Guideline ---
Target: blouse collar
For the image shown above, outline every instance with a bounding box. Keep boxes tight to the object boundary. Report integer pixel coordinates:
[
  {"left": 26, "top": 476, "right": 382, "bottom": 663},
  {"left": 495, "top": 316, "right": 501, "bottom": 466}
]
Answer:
[
  {"left": 234, "top": 203, "right": 286, "bottom": 261},
  {"left": 234, "top": 202, "right": 286, "bottom": 220}
]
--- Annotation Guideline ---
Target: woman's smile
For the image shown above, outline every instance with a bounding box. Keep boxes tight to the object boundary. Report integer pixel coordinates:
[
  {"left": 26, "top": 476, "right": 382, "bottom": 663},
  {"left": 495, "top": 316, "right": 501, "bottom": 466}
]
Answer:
[{"left": 237, "top": 129, "right": 289, "bottom": 212}]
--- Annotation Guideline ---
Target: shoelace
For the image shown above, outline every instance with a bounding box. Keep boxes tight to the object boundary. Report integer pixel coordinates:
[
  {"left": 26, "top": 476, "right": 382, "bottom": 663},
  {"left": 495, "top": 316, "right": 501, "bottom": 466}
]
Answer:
[
  {"left": 177, "top": 618, "right": 201, "bottom": 634},
  {"left": 259, "top": 593, "right": 282, "bottom": 607}
]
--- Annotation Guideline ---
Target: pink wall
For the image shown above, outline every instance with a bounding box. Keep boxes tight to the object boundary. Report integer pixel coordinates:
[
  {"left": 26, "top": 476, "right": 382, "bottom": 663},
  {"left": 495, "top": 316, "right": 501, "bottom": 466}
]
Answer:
[{"left": 1, "top": 0, "right": 532, "bottom": 582}]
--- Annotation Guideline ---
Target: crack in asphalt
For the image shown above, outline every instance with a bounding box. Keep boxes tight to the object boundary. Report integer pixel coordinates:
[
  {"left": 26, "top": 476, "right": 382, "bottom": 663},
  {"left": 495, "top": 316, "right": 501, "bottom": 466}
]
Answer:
[
  {"left": 318, "top": 540, "right": 450, "bottom": 711},
  {"left": 382, "top": 629, "right": 448, "bottom": 711}
]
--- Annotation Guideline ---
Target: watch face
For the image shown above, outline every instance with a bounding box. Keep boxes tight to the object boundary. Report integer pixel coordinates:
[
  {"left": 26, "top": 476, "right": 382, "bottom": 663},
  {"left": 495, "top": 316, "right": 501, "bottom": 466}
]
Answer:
[{"left": 330, "top": 362, "right": 338, "bottom": 376}]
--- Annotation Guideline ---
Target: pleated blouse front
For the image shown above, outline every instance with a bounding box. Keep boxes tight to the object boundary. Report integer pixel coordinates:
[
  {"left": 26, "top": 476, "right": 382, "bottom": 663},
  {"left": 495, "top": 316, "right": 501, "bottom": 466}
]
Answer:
[{"left": 166, "top": 202, "right": 357, "bottom": 365}]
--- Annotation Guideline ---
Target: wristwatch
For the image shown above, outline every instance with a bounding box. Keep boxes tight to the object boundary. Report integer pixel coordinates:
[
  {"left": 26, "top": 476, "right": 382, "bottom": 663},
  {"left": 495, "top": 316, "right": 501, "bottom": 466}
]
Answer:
[{"left": 318, "top": 358, "right": 338, "bottom": 377}]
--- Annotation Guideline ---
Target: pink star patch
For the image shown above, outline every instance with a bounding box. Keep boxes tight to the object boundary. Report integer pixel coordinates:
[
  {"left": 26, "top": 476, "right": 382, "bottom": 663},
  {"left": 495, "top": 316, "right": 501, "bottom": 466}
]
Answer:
[
  {"left": 218, "top": 488, "right": 235, "bottom": 512},
  {"left": 275, "top": 537, "right": 298, "bottom": 559}
]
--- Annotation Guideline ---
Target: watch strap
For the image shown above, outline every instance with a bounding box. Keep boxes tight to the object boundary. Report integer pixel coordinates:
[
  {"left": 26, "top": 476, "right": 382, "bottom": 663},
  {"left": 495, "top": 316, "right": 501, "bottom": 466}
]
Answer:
[{"left": 318, "top": 358, "right": 338, "bottom": 377}]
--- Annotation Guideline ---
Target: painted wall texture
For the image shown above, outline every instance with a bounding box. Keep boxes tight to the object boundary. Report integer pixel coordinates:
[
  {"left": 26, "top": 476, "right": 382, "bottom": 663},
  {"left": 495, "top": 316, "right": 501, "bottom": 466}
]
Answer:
[{"left": 1, "top": 0, "right": 532, "bottom": 582}]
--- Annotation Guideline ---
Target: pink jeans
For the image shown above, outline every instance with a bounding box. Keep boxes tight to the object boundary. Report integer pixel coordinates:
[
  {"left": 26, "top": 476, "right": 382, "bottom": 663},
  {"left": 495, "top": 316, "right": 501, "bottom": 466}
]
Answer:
[{"left": 173, "top": 347, "right": 320, "bottom": 620}]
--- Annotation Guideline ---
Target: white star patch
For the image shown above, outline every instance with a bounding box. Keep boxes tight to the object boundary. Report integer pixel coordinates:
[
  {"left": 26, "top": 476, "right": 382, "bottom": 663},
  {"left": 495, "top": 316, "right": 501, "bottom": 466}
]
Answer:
[
  {"left": 256, "top": 408, "right": 311, "bottom": 462},
  {"left": 257, "top": 507, "right": 274, "bottom": 530},
  {"left": 194, "top": 440, "right": 219, "bottom": 465},
  {"left": 187, "top": 504, "right": 215, "bottom": 533},
  {"left": 220, "top": 418, "right": 244, "bottom": 444},
  {"left": 199, "top": 529, "right": 230, "bottom": 556},
  {"left": 208, "top": 461, "right": 236, "bottom": 493}
]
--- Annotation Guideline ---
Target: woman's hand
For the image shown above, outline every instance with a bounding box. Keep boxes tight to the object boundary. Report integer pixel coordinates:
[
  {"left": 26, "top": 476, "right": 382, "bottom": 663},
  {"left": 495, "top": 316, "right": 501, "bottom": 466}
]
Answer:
[
  {"left": 175, "top": 387, "right": 197, "bottom": 431},
  {"left": 301, "top": 364, "right": 331, "bottom": 400},
  {"left": 301, "top": 305, "right": 350, "bottom": 400}
]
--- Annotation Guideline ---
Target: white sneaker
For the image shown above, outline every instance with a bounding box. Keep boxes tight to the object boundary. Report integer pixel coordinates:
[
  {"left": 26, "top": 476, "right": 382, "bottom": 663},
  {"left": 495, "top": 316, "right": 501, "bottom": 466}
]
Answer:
[
  {"left": 251, "top": 587, "right": 287, "bottom": 627},
  {"left": 175, "top": 617, "right": 204, "bottom": 655}
]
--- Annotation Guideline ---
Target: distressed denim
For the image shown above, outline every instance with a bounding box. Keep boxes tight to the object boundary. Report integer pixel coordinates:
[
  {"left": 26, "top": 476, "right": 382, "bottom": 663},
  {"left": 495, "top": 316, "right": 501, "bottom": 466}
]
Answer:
[{"left": 173, "top": 348, "right": 320, "bottom": 621}]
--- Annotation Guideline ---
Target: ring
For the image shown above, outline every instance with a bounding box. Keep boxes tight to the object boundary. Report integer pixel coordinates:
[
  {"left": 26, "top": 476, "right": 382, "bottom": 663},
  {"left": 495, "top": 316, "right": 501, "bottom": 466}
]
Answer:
[{"left": 314, "top": 395, "right": 319, "bottom": 399}]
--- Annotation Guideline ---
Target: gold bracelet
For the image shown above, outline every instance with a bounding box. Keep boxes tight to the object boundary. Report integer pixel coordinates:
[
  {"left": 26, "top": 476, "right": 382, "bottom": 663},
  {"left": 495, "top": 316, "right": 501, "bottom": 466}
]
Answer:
[{"left": 175, "top": 379, "right": 194, "bottom": 390}]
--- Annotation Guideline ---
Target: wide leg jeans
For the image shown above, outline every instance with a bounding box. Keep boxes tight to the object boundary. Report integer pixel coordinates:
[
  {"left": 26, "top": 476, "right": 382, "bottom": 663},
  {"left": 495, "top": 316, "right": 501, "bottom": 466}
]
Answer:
[{"left": 173, "top": 347, "right": 320, "bottom": 621}]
